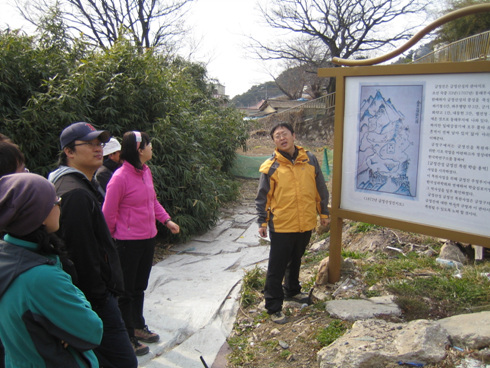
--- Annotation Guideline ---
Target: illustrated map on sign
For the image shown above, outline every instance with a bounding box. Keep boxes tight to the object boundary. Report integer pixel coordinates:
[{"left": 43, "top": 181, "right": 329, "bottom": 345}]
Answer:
[{"left": 356, "top": 85, "right": 423, "bottom": 198}]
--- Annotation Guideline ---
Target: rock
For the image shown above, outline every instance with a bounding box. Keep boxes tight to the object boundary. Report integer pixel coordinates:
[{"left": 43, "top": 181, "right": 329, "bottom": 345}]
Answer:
[
  {"left": 310, "top": 287, "right": 329, "bottom": 303},
  {"left": 278, "top": 340, "right": 289, "bottom": 349},
  {"left": 438, "top": 311, "right": 490, "bottom": 350},
  {"left": 316, "top": 257, "right": 330, "bottom": 285},
  {"left": 325, "top": 295, "right": 401, "bottom": 321},
  {"left": 455, "top": 357, "right": 489, "bottom": 368},
  {"left": 270, "top": 328, "right": 280, "bottom": 336},
  {"left": 439, "top": 242, "right": 467, "bottom": 264},
  {"left": 342, "top": 258, "right": 356, "bottom": 270},
  {"left": 422, "top": 248, "right": 437, "bottom": 257},
  {"left": 310, "top": 240, "right": 327, "bottom": 252},
  {"left": 317, "top": 319, "right": 448, "bottom": 368}
]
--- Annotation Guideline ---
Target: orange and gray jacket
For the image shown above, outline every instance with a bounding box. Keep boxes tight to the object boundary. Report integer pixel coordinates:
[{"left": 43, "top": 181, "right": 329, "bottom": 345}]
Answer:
[{"left": 255, "top": 146, "right": 329, "bottom": 233}]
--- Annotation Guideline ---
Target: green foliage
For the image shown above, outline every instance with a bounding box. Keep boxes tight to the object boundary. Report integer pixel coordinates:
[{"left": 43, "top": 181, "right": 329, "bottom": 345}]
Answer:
[
  {"left": 315, "top": 320, "right": 349, "bottom": 347},
  {"left": 303, "top": 249, "right": 329, "bottom": 264},
  {"left": 227, "top": 334, "right": 256, "bottom": 366},
  {"left": 342, "top": 250, "right": 368, "bottom": 259},
  {"left": 240, "top": 266, "right": 266, "bottom": 308},
  {"left": 230, "top": 81, "right": 282, "bottom": 108},
  {"left": 387, "top": 266, "right": 490, "bottom": 320},
  {"left": 436, "top": 0, "right": 490, "bottom": 44},
  {"left": 0, "top": 25, "right": 248, "bottom": 241},
  {"left": 351, "top": 222, "right": 380, "bottom": 234},
  {"left": 360, "top": 253, "right": 490, "bottom": 320},
  {"left": 302, "top": 274, "right": 317, "bottom": 291},
  {"left": 361, "top": 252, "right": 435, "bottom": 287}
]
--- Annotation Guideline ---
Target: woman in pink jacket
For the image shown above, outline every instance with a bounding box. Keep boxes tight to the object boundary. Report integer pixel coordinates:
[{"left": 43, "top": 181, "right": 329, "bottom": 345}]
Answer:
[{"left": 102, "top": 131, "right": 179, "bottom": 356}]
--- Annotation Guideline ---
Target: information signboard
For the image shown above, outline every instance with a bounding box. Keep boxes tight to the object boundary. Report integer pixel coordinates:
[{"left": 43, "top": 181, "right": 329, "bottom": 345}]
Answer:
[
  {"left": 318, "top": 61, "right": 490, "bottom": 282},
  {"left": 342, "top": 74, "right": 489, "bottom": 238}
]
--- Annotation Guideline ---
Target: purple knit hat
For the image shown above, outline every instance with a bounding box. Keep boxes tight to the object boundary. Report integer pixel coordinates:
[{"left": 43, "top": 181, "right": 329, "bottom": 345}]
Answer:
[{"left": 0, "top": 173, "right": 57, "bottom": 236}]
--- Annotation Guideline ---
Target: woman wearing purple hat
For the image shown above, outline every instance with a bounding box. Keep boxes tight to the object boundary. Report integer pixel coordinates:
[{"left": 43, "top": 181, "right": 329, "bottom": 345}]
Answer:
[{"left": 0, "top": 173, "right": 103, "bottom": 367}]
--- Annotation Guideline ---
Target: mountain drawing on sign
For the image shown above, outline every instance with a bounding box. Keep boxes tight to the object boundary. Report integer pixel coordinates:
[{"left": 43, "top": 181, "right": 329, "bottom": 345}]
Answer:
[{"left": 356, "top": 86, "right": 422, "bottom": 198}]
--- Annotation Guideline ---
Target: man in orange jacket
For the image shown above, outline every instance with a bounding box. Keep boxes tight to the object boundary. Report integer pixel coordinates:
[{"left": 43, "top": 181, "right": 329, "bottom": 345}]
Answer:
[{"left": 256, "top": 122, "right": 330, "bottom": 324}]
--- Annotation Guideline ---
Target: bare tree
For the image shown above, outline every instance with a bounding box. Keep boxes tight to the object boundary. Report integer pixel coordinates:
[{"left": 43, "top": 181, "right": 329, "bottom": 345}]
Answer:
[
  {"left": 273, "top": 64, "right": 306, "bottom": 100},
  {"left": 251, "top": 0, "right": 430, "bottom": 94},
  {"left": 273, "top": 62, "right": 331, "bottom": 99},
  {"left": 16, "top": 0, "right": 193, "bottom": 51},
  {"left": 254, "top": 0, "right": 429, "bottom": 60}
]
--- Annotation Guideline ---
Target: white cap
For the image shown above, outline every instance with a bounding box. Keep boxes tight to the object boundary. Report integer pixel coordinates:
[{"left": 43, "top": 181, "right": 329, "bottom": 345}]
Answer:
[{"left": 103, "top": 138, "right": 121, "bottom": 156}]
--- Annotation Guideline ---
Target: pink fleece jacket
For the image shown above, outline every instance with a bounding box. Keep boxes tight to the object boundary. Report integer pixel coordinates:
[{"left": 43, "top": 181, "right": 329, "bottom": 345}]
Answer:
[{"left": 102, "top": 161, "right": 170, "bottom": 240}]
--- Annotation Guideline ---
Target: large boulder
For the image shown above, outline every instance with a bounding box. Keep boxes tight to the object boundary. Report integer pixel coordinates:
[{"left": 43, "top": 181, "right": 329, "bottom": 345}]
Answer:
[
  {"left": 325, "top": 295, "right": 402, "bottom": 321},
  {"left": 317, "top": 319, "right": 449, "bottom": 368},
  {"left": 437, "top": 311, "right": 490, "bottom": 350}
]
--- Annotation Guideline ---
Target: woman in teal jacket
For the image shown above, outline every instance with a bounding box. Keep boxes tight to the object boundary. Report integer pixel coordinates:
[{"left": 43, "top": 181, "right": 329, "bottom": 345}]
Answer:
[{"left": 0, "top": 173, "right": 103, "bottom": 368}]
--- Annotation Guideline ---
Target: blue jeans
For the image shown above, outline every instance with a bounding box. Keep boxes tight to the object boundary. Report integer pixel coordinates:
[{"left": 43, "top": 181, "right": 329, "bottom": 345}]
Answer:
[
  {"left": 264, "top": 231, "right": 312, "bottom": 314},
  {"left": 92, "top": 294, "right": 137, "bottom": 368}
]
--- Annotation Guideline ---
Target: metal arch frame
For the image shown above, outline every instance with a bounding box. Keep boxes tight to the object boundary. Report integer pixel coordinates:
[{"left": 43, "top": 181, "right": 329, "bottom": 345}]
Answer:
[{"left": 332, "top": 3, "right": 490, "bottom": 67}]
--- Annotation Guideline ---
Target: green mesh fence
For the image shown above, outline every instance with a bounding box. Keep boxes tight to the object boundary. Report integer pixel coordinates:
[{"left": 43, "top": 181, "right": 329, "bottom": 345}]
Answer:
[
  {"left": 230, "top": 149, "right": 332, "bottom": 180},
  {"left": 230, "top": 155, "right": 271, "bottom": 179}
]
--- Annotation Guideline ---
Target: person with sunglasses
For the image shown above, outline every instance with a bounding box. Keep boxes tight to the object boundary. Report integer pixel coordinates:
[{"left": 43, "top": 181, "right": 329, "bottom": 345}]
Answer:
[
  {"left": 48, "top": 122, "right": 137, "bottom": 368},
  {"left": 0, "top": 173, "right": 103, "bottom": 367}
]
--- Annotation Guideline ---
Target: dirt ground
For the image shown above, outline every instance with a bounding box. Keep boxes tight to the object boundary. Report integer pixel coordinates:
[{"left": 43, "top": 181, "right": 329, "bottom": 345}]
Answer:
[
  {"left": 225, "top": 179, "right": 488, "bottom": 368},
  {"left": 155, "top": 133, "right": 488, "bottom": 368},
  {"left": 224, "top": 134, "right": 488, "bottom": 368}
]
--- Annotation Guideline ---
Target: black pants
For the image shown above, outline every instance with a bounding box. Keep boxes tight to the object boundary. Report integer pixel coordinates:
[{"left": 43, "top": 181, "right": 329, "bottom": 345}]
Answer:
[
  {"left": 264, "top": 231, "right": 312, "bottom": 314},
  {"left": 92, "top": 294, "right": 138, "bottom": 368},
  {"left": 116, "top": 238, "right": 155, "bottom": 337}
]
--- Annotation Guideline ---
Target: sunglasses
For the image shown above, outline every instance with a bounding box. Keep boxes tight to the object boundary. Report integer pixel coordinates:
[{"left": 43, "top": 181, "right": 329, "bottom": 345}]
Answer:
[{"left": 54, "top": 197, "right": 62, "bottom": 207}]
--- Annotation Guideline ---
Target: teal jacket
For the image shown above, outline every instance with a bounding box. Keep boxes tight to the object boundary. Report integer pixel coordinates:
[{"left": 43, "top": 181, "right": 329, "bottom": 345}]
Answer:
[{"left": 0, "top": 235, "right": 103, "bottom": 368}]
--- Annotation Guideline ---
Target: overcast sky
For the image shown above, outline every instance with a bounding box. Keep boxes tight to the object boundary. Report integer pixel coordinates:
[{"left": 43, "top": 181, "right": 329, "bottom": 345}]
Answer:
[
  {"left": 0, "top": 0, "right": 283, "bottom": 98},
  {"left": 0, "top": 0, "right": 443, "bottom": 98},
  {"left": 186, "top": 0, "right": 283, "bottom": 98}
]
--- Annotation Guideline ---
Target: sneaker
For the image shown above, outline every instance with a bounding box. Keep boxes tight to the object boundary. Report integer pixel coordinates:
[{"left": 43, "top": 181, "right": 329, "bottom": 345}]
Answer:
[
  {"left": 285, "top": 292, "right": 311, "bottom": 304},
  {"left": 134, "top": 325, "right": 160, "bottom": 343},
  {"left": 130, "top": 336, "right": 149, "bottom": 356},
  {"left": 270, "top": 311, "right": 287, "bottom": 324}
]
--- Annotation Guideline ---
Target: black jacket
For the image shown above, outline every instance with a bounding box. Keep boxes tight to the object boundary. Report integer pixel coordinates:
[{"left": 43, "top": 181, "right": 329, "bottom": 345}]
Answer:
[
  {"left": 95, "top": 158, "right": 121, "bottom": 195},
  {"left": 48, "top": 167, "right": 124, "bottom": 307}
]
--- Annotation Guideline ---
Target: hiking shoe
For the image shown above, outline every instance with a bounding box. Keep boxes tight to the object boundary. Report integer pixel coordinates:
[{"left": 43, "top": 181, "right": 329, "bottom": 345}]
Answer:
[
  {"left": 134, "top": 325, "right": 160, "bottom": 343},
  {"left": 130, "top": 336, "right": 149, "bottom": 356},
  {"left": 270, "top": 311, "right": 287, "bottom": 324},
  {"left": 285, "top": 292, "right": 311, "bottom": 304}
]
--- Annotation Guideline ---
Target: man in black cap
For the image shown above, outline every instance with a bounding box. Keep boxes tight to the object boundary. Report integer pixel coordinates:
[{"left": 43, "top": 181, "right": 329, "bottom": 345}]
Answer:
[{"left": 48, "top": 122, "right": 138, "bottom": 367}]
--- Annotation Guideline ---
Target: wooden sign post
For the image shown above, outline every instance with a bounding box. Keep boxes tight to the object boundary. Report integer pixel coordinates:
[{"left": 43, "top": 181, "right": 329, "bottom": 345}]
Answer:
[{"left": 319, "top": 61, "right": 490, "bottom": 283}]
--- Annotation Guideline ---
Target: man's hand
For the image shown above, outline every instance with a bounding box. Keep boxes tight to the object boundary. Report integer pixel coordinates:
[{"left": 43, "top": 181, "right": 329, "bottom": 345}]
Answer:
[
  {"left": 320, "top": 217, "right": 330, "bottom": 227},
  {"left": 258, "top": 226, "right": 268, "bottom": 238}
]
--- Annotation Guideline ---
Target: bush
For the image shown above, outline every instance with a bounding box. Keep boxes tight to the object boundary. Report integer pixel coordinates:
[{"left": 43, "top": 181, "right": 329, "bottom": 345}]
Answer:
[
  {"left": 240, "top": 266, "right": 266, "bottom": 308},
  {"left": 0, "top": 27, "right": 248, "bottom": 241}
]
